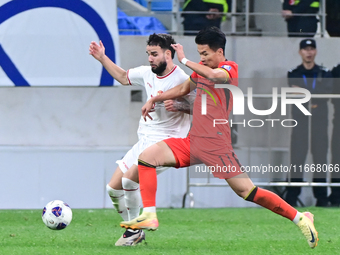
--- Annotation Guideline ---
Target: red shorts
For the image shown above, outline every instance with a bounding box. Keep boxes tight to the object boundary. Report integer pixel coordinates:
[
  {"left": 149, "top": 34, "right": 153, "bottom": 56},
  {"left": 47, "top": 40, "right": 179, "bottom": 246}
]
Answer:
[{"left": 163, "top": 134, "right": 243, "bottom": 179}]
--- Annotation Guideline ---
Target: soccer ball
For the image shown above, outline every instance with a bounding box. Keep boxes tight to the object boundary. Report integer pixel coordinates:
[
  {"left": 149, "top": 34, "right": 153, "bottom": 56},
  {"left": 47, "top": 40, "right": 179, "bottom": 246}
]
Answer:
[{"left": 42, "top": 200, "right": 72, "bottom": 230}]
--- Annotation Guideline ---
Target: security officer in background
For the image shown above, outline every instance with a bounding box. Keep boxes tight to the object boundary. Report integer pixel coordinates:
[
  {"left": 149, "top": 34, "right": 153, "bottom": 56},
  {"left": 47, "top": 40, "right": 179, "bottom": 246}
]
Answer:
[
  {"left": 285, "top": 39, "right": 333, "bottom": 207},
  {"left": 182, "top": 0, "right": 229, "bottom": 35},
  {"left": 282, "top": 0, "right": 320, "bottom": 37},
  {"left": 328, "top": 64, "right": 340, "bottom": 206}
]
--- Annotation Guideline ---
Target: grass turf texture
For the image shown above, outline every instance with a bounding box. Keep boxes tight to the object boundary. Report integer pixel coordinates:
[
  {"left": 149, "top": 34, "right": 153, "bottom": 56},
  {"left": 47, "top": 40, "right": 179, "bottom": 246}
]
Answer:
[{"left": 0, "top": 207, "right": 338, "bottom": 255}]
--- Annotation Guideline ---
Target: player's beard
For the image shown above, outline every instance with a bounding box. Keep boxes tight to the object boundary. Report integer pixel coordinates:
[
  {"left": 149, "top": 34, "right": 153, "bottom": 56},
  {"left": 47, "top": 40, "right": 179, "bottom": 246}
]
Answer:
[{"left": 151, "top": 60, "right": 167, "bottom": 75}]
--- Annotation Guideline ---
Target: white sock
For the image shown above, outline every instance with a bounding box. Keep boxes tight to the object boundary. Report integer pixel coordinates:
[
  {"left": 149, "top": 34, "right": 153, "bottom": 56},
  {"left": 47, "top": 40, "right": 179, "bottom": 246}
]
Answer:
[
  {"left": 122, "top": 177, "right": 141, "bottom": 220},
  {"left": 143, "top": 207, "right": 156, "bottom": 213},
  {"left": 293, "top": 211, "right": 302, "bottom": 224},
  {"left": 106, "top": 184, "right": 129, "bottom": 221}
]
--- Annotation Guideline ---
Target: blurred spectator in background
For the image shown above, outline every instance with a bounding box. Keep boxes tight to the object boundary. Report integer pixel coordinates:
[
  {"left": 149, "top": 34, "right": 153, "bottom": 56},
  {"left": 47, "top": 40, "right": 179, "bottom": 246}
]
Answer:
[
  {"left": 282, "top": 0, "right": 319, "bottom": 37},
  {"left": 329, "top": 64, "right": 340, "bottom": 206},
  {"left": 285, "top": 39, "right": 332, "bottom": 207},
  {"left": 326, "top": 0, "right": 340, "bottom": 37},
  {"left": 182, "top": 0, "right": 230, "bottom": 35}
]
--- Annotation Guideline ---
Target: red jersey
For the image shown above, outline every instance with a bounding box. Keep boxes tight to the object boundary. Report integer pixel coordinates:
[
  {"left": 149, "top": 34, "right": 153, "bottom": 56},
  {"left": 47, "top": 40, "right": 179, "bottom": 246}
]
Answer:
[
  {"left": 190, "top": 60, "right": 238, "bottom": 148},
  {"left": 163, "top": 61, "right": 243, "bottom": 178}
]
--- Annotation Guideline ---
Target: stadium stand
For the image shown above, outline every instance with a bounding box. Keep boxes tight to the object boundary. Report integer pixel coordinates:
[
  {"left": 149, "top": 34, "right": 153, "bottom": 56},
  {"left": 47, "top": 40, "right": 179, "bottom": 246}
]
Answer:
[
  {"left": 118, "top": 7, "right": 167, "bottom": 35},
  {"left": 134, "top": 0, "right": 173, "bottom": 11}
]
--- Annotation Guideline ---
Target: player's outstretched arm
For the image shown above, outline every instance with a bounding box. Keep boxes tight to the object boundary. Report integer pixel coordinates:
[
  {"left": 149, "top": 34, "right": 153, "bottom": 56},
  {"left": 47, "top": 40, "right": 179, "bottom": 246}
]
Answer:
[
  {"left": 89, "top": 40, "right": 129, "bottom": 85},
  {"left": 171, "top": 43, "right": 229, "bottom": 83},
  {"left": 164, "top": 89, "right": 196, "bottom": 114},
  {"left": 164, "top": 99, "right": 191, "bottom": 114},
  {"left": 142, "top": 79, "right": 194, "bottom": 120}
]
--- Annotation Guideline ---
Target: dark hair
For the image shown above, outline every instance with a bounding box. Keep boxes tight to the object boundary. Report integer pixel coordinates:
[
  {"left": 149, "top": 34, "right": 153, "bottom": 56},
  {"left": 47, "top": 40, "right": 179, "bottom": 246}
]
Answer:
[
  {"left": 147, "top": 33, "right": 176, "bottom": 59},
  {"left": 195, "top": 27, "right": 226, "bottom": 54}
]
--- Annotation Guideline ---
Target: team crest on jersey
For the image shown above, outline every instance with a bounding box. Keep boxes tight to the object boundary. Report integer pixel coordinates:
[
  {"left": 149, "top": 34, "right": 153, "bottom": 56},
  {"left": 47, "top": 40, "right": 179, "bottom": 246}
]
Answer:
[{"left": 222, "top": 65, "right": 232, "bottom": 71}]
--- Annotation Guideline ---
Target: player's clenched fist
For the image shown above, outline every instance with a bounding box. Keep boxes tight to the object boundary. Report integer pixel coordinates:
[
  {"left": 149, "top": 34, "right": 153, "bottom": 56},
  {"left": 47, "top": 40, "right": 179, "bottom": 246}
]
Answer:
[{"left": 171, "top": 43, "right": 186, "bottom": 63}]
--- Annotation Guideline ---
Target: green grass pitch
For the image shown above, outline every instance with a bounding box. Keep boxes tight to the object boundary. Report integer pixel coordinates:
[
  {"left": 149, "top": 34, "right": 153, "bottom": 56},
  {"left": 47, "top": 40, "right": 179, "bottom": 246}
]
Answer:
[{"left": 0, "top": 207, "right": 339, "bottom": 255}]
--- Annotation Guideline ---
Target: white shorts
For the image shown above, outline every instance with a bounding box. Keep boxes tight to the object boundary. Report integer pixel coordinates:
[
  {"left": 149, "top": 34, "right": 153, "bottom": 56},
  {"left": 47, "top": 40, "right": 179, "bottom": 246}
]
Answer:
[{"left": 116, "top": 136, "right": 169, "bottom": 174}]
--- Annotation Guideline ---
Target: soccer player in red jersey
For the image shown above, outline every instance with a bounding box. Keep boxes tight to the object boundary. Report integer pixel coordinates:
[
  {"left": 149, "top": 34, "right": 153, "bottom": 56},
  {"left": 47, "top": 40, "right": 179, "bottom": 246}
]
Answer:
[{"left": 120, "top": 27, "right": 318, "bottom": 249}]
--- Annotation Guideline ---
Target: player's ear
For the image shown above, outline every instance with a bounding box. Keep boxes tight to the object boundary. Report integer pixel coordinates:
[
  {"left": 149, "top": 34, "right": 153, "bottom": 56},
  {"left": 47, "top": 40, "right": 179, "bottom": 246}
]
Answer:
[{"left": 165, "top": 49, "right": 172, "bottom": 58}]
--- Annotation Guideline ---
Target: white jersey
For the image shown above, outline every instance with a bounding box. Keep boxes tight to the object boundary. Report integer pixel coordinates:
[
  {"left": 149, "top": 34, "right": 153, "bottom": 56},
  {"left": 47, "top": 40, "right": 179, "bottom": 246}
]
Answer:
[{"left": 127, "top": 65, "right": 190, "bottom": 140}]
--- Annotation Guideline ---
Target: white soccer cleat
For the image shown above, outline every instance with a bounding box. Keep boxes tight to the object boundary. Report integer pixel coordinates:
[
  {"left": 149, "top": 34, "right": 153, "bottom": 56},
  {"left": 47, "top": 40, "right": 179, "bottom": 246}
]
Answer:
[{"left": 115, "top": 229, "right": 145, "bottom": 246}]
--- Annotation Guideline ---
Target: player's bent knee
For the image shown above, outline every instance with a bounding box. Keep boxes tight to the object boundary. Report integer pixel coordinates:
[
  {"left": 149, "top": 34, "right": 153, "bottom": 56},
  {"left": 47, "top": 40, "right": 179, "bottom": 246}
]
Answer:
[
  {"left": 122, "top": 177, "right": 139, "bottom": 189},
  {"left": 122, "top": 168, "right": 139, "bottom": 183}
]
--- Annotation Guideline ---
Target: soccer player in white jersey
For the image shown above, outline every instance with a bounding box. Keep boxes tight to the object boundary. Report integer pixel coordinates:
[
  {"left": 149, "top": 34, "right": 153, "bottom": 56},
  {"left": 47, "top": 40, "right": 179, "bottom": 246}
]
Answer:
[{"left": 89, "top": 34, "right": 192, "bottom": 246}]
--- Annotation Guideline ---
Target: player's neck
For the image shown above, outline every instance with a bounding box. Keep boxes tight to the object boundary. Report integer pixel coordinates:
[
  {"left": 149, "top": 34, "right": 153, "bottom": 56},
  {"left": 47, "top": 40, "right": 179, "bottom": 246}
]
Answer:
[
  {"left": 159, "top": 63, "right": 175, "bottom": 76},
  {"left": 302, "top": 61, "right": 315, "bottom": 70},
  {"left": 214, "top": 56, "right": 226, "bottom": 68}
]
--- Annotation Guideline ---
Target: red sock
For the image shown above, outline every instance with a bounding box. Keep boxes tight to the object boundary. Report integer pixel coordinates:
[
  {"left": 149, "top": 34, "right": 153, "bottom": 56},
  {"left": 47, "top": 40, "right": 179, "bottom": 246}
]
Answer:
[
  {"left": 250, "top": 187, "right": 297, "bottom": 221},
  {"left": 138, "top": 160, "right": 157, "bottom": 208}
]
